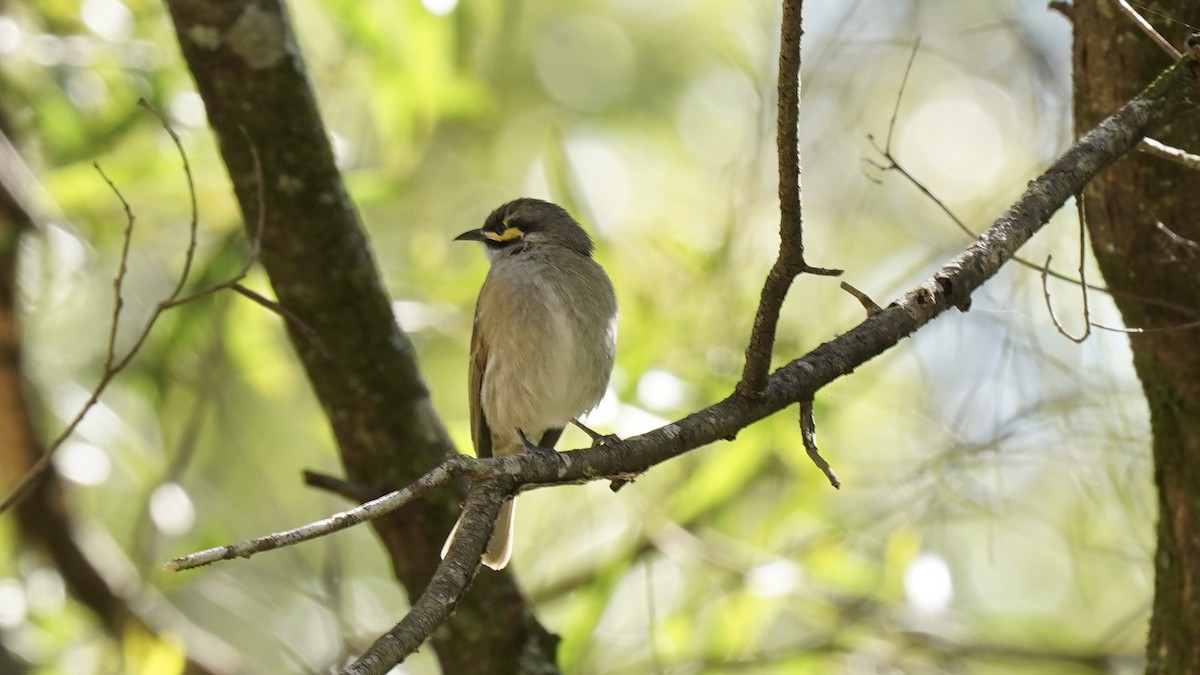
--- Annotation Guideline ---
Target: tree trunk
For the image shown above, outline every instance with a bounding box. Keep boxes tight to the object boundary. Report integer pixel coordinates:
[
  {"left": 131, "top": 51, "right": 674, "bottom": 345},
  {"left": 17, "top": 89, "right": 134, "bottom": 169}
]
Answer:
[{"left": 1072, "top": 3, "right": 1200, "bottom": 672}]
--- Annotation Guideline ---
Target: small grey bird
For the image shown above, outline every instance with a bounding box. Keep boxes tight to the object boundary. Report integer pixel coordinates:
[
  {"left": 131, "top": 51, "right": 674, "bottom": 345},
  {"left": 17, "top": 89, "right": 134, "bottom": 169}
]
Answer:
[{"left": 441, "top": 198, "right": 618, "bottom": 570}]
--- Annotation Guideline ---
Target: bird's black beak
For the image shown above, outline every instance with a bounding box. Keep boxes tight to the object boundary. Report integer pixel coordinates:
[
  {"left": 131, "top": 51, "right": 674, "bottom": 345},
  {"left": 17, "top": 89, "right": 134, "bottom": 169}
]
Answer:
[{"left": 454, "top": 229, "right": 488, "bottom": 242}]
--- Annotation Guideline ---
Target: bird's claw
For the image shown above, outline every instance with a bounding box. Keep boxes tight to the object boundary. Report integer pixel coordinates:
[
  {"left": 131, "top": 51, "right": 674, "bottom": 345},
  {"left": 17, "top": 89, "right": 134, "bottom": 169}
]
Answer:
[
  {"left": 518, "top": 429, "right": 560, "bottom": 458},
  {"left": 571, "top": 419, "right": 624, "bottom": 448}
]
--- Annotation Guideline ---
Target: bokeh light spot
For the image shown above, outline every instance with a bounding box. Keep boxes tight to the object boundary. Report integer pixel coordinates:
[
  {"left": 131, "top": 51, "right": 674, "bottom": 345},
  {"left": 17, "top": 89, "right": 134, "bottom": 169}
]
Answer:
[
  {"left": 150, "top": 482, "right": 196, "bottom": 536},
  {"left": 904, "top": 552, "right": 954, "bottom": 613}
]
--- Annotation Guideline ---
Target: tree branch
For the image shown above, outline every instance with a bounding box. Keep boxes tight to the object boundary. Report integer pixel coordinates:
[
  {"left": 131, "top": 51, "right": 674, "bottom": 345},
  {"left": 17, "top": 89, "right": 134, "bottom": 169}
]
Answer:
[{"left": 740, "top": 0, "right": 842, "bottom": 397}]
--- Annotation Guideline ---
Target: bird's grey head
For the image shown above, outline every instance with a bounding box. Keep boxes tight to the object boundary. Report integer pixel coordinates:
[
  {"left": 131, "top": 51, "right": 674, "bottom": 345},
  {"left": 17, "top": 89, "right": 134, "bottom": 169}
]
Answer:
[{"left": 454, "top": 198, "right": 595, "bottom": 260}]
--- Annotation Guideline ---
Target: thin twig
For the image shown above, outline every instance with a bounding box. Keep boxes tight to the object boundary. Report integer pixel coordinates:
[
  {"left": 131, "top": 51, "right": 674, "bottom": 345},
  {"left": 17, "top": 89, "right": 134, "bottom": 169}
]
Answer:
[
  {"left": 1040, "top": 195, "right": 1093, "bottom": 343},
  {"left": 885, "top": 39, "right": 922, "bottom": 153},
  {"left": 97, "top": 163, "right": 136, "bottom": 371},
  {"left": 0, "top": 103, "right": 273, "bottom": 515},
  {"left": 1040, "top": 256, "right": 1090, "bottom": 343},
  {"left": 167, "top": 456, "right": 476, "bottom": 571},
  {"left": 1115, "top": 0, "right": 1181, "bottom": 59},
  {"left": 1139, "top": 137, "right": 1200, "bottom": 170},
  {"left": 304, "top": 470, "right": 386, "bottom": 503},
  {"left": 0, "top": 102, "right": 205, "bottom": 514},
  {"left": 1091, "top": 318, "right": 1200, "bottom": 333},
  {"left": 839, "top": 281, "right": 883, "bottom": 316},
  {"left": 1156, "top": 220, "right": 1200, "bottom": 255},
  {"left": 799, "top": 400, "right": 839, "bottom": 488},
  {"left": 138, "top": 98, "right": 201, "bottom": 298},
  {"left": 863, "top": 144, "right": 1200, "bottom": 320}
]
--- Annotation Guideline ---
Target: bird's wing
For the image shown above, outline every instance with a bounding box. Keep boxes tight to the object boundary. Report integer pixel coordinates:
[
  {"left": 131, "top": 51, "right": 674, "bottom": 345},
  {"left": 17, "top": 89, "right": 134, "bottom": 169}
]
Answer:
[{"left": 469, "top": 314, "right": 493, "bottom": 459}]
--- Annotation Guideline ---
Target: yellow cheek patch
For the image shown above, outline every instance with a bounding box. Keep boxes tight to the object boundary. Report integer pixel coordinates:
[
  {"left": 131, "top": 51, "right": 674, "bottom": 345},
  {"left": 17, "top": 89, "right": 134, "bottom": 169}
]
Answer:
[{"left": 484, "top": 226, "right": 523, "bottom": 242}]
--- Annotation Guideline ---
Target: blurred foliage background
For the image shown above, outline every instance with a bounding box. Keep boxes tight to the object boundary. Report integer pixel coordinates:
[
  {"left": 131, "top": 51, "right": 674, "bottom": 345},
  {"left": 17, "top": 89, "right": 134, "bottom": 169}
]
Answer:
[{"left": 0, "top": 0, "right": 1157, "bottom": 672}]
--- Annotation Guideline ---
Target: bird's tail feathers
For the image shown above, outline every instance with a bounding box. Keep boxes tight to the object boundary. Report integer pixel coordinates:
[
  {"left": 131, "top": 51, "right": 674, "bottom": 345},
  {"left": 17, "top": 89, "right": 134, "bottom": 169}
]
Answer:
[{"left": 440, "top": 497, "right": 516, "bottom": 571}]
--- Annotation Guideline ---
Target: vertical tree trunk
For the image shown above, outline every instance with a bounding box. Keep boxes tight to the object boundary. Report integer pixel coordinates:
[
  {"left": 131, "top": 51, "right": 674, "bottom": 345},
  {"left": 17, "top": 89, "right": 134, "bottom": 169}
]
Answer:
[{"left": 1072, "top": 3, "right": 1200, "bottom": 673}]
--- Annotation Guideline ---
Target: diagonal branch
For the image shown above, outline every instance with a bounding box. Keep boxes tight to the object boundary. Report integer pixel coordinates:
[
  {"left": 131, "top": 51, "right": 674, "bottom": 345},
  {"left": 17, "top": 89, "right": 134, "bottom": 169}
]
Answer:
[
  {"left": 167, "top": 456, "right": 478, "bottom": 570},
  {"left": 345, "top": 483, "right": 505, "bottom": 674}
]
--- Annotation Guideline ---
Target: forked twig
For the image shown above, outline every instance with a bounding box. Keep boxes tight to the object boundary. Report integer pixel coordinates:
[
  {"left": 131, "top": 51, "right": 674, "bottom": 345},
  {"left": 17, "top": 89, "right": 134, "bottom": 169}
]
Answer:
[
  {"left": 863, "top": 145, "right": 1199, "bottom": 320},
  {"left": 1040, "top": 198, "right": 1093, "bottom": 343},
  {"left": 740, "top": 0, "right": 842, "bottom": 397},
  {"left": 0, "top": 103, "right": 278, "bottom": 514}
]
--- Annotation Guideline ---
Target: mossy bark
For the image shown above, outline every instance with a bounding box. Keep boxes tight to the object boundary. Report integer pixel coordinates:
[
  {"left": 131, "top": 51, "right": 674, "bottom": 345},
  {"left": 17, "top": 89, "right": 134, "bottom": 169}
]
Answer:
[{"left": 1072, "top": 3, "right": 1200, "bottom": 672}]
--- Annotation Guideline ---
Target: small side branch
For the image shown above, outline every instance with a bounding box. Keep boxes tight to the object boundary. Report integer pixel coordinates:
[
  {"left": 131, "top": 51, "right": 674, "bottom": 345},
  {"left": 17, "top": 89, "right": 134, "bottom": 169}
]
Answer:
[
  {"left": 1139, "top": 137, "right": 1200, "bottom": 170},
  {"left": 800, "top": 400, "right": 839, "bottom": 488},
  {"left": 1114, "top": 0, "right": 1181, "bottom": 59},
  {"left": 840, "top": 281, "right": 883, "bottom": 316},
  {"left": 0, "top": 101, "right": 202, "bottom": 514},
  {"left": 0, "top": 105, "right": 294, "bottom": 515},
  {"left": 1040, "top": 255, "right": 1092, "bottom": 343},
  {"left": 865, "top": 138, "right": 1200, "bottom": 320},
  {"left": 167, "top": 456, "right": 477, "bottom": 571}
]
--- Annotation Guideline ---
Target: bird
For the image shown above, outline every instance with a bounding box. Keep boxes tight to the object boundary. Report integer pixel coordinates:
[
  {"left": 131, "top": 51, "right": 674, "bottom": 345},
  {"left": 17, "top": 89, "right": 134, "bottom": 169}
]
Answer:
[{"left": 441, "top": 197, "right": 618, "bottom": 570}]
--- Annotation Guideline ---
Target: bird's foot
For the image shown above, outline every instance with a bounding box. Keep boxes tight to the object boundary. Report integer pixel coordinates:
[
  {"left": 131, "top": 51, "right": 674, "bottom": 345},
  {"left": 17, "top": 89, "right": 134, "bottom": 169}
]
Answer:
[
  {"left": 518, "top": 429, "right": 560, "bottom": 458},
  {"left": 571, "top": 419, "right": 623, "bottom": 448}
]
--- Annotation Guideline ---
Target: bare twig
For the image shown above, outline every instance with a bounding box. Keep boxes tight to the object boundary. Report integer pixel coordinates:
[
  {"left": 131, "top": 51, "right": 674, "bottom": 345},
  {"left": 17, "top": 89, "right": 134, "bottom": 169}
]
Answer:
[
  {"left": 230, "top": 283, "right": 325, "bottom": 349},
  {"left": 99, "top": 164, "right": 136, "bottom": 371},
  {"left": 0, "top": 102, "right": 201, "bottom": 513},
  {"left": 304, "top": 470, "right": 386, "bottom": 503},
  {"left": 1139, "top": 137, "right": 1200, "bottom": 170},
  {"left": 137, "top": 98, "right": 201, "bottom": 298},
  {"left": 1040, "top": 197, "right": 1093, "bottom": 343},
  {"left": 1115, "top": 0, "right": 1181, "bottom": 59},
  {"left": 799, "top": 400, "right": 839, "bottom": 488},
  {"left": 1156, "top": 220, "right": 1200, "bottom": 255},
  {"left": 840, "top": 281, "right": 883, "bottom": 316},
  {"left": 740, "top": 0, "right": 843, "bottom": 397},
  {"left": 1041, "top": 256, "right": 1091, "bottom": 343},
  {"left": 864, "top": 142, "right": 1200, "bottom": 320},
  {"left": 885, "top": 39, "right": 922, "bottom": 153},
  {"left": 1091, "top": 318, "right": 1200, "bottom": 333},
  {"left": 168, "top": 456, "right": 478, "bottom": 571},
  {"left": 0, "top": 104, "right": 272, "bottom": 515}
]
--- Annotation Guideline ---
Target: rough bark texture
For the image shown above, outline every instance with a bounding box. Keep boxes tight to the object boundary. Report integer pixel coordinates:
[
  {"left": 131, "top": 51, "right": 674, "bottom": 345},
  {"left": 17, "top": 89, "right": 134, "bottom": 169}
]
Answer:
[
  {"left": 1072, "top": 3, "right": 1200, "bottom": 673},
  {"left": 161, "top": 2, "right": 558, "bottom": 673}
]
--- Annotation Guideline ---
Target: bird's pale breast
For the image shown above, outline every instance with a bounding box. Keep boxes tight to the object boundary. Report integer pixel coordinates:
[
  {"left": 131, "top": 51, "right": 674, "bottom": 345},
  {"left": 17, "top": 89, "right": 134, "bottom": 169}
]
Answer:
[{"left": 477, "top": 251, "right": 615, "bottom": 455}]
